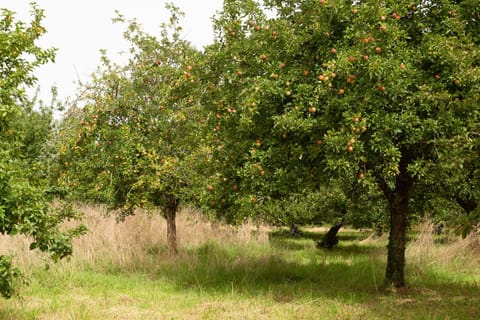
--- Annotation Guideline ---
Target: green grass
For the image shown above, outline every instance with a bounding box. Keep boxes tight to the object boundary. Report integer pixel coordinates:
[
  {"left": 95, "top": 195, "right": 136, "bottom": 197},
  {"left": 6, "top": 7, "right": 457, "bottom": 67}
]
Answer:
[{"left": 0, "top": 224, "right": 479, "bottom": 319}]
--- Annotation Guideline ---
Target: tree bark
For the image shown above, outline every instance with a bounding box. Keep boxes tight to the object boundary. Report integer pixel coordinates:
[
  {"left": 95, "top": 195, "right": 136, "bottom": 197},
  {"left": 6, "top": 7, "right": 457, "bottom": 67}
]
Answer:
[
  {"left": 317, "top": 222, "right": 343, "bottom": 249},
  {"left": 385, "top": 189, "right": 409, "bottom": 287},
  {"left": 383, "top": 152, "right": 413, "bottom": 288},
  {"left": 165, "top": 196, "right": 178, "bottom": 256}
]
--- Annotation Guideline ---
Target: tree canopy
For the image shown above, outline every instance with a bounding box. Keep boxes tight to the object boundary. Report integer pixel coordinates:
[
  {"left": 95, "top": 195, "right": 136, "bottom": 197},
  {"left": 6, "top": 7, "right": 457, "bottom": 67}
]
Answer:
[
  {"left": 56, "top": 5, "right": 204, "bottom": 255},
  {"left": 200, "top": 0, "right": 480, "bottom": 287},
  {"left": 0, "top": 5, "right": 86, "bottom": 298}
]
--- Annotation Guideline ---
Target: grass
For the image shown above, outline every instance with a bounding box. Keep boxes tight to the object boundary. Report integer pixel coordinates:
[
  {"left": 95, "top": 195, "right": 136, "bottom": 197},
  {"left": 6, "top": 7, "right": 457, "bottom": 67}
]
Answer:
[{"left": 0, "top": 205, "right": 479, "bottom": 319}]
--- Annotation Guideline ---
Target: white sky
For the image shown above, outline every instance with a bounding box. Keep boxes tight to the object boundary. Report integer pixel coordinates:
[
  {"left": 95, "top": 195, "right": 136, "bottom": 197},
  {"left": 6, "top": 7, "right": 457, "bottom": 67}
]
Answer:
[{"left": 2, "top": 0, "right": 224, "bottom": 103}]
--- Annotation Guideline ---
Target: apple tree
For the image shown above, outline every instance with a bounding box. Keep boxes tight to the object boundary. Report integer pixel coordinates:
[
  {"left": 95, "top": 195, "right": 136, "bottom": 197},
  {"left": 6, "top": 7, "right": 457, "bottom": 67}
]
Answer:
[
  {"left": 0, "top": 5, "right": 86, "bottom": 298},
  {"left": 202, "top": 0, "right": 480, "bottom": 287},
  {"left": 57, "top": 5, "right": 203, "bottom": 255}
]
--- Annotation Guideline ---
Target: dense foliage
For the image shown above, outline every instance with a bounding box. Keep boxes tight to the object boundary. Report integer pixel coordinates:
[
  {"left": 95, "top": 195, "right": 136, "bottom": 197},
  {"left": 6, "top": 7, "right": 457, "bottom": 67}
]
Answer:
[
  {"left": 0, "top": 6, "right": 86, "bottom": 298},
  {"left": 56, "top": 6, "right": 204, "bottom": 255},
  {"left": 200, "top": 0, "right": 480, "bottom": 287}
]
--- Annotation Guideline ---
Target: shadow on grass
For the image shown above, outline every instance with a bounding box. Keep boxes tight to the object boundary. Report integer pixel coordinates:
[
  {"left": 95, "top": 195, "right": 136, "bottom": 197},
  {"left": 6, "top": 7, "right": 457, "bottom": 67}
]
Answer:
[
  {"left": 155, "top": 240, "right": 386, "bottom": 301},
  {"left": 147, "top": 240, "right": 480, "bottom": 319},
  {"left": 270, "top": 228, "right": 371, "bottom": 241},
  {"left": 268, "top": 228, "right": 374, "bottom": 252}
]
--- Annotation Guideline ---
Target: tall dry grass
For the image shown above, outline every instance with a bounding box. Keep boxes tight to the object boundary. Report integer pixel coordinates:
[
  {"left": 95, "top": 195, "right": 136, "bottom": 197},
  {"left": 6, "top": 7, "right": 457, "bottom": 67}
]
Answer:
[
  {"left": 0, "top": 204, "right": 270, "bottom": 274},
  {"left": 2, "top": 205, "right": 480, "bottom": 284},
  {"left": 406, "top": 220, "right": 480, "bottom": 280}
]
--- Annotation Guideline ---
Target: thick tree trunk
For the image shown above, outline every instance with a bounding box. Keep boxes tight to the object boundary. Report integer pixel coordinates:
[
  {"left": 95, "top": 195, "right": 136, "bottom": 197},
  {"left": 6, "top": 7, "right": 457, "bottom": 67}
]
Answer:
[
  {"left": 165, "top": 197, "right": 178, "bottom": 256},
  {"left": 383, "top": 151, "right": 413, "bottom": 288},
  {"left": 317, "top": 222, "right": 343, "bottom": 249},
  {"left": 385, "top": 191, "right": 409, "bottom": 287}
]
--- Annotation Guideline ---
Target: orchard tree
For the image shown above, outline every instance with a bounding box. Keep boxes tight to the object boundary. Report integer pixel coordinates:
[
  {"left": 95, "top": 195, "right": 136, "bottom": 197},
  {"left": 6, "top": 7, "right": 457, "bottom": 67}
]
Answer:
[
  {"left": 0, "top": 6, "right": 86, "bottom": 298},
  {"left": 202, "top": 0, "right": 480, "bottom": 288},
  {"left": 57, "top": 5, "right": 203, "bottom": 255}
]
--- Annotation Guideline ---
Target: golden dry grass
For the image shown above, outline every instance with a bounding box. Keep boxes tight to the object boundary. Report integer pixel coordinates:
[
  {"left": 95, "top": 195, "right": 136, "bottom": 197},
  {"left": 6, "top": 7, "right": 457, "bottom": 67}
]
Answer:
[
  {"left": 406, "top": 221, "right": 480, "bottom": 280},
  {"left": 0, "top": 203, "right": 271, "bottom": 274}
]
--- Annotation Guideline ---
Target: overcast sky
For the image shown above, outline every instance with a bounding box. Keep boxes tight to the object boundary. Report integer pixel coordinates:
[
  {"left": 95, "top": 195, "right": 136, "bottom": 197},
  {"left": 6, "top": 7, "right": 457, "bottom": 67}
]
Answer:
[{"left": 2, "top": 1, "right": 223, "bottom": 103}]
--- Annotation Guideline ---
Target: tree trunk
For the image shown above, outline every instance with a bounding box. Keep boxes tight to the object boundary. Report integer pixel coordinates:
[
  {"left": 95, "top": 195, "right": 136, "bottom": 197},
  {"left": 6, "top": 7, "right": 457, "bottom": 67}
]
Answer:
[
  {"left": 383, "top": 152, "right": 413, "bottom": 288},
  {"left": 165, "top": 197, "right": 178, "bottom": 256},
  {"left": 290, "top": 224, "right": 301, "bottom": 237},
  {"left": 317, "top": 222, "right": 343, "bottom": 249},
  {"left": 385, "top": 191, "right": 409, "bottom": 287}
]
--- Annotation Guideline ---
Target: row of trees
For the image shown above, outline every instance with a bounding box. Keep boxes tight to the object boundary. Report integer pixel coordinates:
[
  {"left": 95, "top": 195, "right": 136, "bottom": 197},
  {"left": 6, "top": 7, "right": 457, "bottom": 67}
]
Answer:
[{"left": 2, "top": 0, "right": 479, "bottom": 293}]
